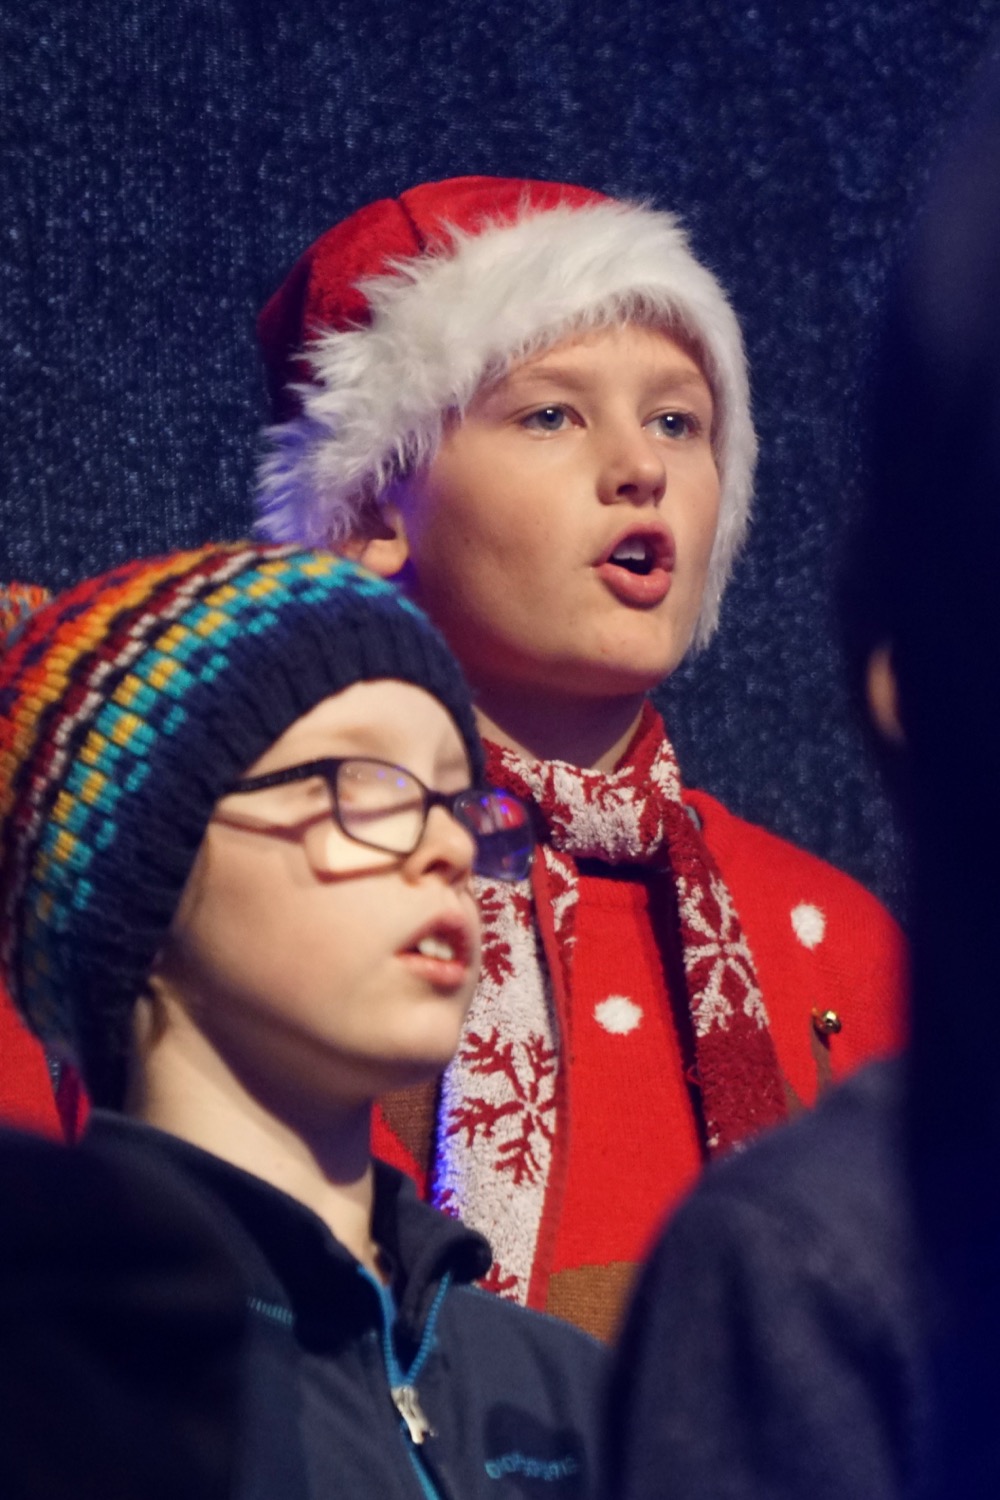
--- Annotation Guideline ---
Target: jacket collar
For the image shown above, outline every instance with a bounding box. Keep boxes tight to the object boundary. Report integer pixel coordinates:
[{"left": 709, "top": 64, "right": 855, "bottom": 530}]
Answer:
[{"left": 85, "top": 1111, "right": 491, "bottom": 1338}]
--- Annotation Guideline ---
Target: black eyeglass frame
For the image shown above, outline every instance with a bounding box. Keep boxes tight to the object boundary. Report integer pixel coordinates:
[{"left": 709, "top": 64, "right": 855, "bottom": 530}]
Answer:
[{"left": 226, "top": 756, "right": 533, "bottom": 881}]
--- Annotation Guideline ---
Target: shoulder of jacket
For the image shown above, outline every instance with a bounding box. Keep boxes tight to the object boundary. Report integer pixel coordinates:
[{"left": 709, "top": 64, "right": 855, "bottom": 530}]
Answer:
[
  {"left": 660, "top": 1062, "right": 911, "bottom": 1267},
  {"left": 455, "top": 1284, "right": 606, "bottom": 1355}
]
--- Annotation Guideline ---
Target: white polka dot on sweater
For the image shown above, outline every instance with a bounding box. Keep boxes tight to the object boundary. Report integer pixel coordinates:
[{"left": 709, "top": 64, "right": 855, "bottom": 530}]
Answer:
[
  {"left": 791, "top": 902, "right": 826, "bottom": 950},
  {"left": 594, "top": 996, "right": 643, "bottom": 1035}
]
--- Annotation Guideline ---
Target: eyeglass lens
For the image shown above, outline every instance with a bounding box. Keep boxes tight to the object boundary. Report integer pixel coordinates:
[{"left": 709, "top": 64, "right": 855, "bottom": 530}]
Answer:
[
  {"left": 336, "top": 761, "right": 425, "bottom": 854},
  {"left": 335, "top": 762, "right": 532, "bottom": 880},
  {"left": 454, "top": 790, "right": 534, "bottom": 881}
]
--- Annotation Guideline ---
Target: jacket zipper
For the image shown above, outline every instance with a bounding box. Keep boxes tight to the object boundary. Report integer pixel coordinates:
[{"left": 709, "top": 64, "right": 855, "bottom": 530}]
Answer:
[{"left": 360, "top": 1266, "right": 452, "bottom": 1500}]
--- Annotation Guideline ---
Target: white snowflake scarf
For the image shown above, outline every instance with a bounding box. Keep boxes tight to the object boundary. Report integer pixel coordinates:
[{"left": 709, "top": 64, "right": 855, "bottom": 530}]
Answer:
[{"left": 430, "top": 703, "right": 787, "bottom": 1306}]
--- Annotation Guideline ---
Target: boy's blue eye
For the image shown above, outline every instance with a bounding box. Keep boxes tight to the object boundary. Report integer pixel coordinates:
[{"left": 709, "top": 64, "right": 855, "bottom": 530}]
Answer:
[
  {"left": 522, "top": 406, "right": 567, "bottom": 432},
  {"left": 652, "top": 411, "right": 697, "bottom": 439}
]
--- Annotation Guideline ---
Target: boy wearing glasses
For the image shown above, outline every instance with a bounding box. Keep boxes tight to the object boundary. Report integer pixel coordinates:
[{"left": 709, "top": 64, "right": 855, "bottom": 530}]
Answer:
[
  {"left": 0, "top": 543, "right": 602, "bottom": 1499},
  {"left": 255, "top": 176, "right": 908, "bottom": 1337}
]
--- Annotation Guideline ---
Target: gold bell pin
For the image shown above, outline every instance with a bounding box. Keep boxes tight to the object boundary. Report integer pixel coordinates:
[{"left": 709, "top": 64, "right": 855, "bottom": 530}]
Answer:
[{"left": 811, "top": 1007, "right": 843, "bottom": 1037}]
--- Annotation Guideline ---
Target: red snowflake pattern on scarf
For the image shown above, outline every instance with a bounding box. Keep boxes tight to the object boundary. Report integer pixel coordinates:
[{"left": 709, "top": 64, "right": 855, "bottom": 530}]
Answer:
[
  {"left": 432, "top": 704, "right": 787, "bottom": 1304},
  {"left": 446, "top": 1026, "right": 557, "bottom": 1186}
]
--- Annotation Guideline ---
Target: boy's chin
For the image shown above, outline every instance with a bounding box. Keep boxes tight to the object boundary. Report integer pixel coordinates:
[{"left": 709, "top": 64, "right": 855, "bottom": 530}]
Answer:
[
  {"left": 557, "top": 656, "right": 684, "bottom": 701},
  {"left": 372, "top": 1023, "right": 471, "bottom": 1091},
  {"left": 486, "top": 648, "right": 684, "bottom": 703},
  {"left": 372, "top": 1053, "right": 457, "bottom": 1097},
  {"left": 562, "top": 630, "right": 697, "bottom": 698}
]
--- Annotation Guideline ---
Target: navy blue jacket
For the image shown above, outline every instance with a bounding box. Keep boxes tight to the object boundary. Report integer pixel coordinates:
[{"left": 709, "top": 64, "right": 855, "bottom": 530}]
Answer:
[
  {"left": 88, "top": 1113, "right": 604, "bottom": 1500},
  {"left": 1, "top": 1125, "right": 245, "bottom": 1500},
  {"left": 604, "top": 1061, "right": 937, "bottom": 1500}
]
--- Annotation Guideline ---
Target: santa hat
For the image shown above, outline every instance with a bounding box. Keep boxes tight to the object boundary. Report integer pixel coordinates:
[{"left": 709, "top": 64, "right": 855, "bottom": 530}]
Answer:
[{"left": 255, "top": 175, "right": 756, "bottom": 645}]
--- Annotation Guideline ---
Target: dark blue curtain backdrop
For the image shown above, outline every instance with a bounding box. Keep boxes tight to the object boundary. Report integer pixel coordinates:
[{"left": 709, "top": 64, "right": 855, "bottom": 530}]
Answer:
[{"left": 3, "top": 0, "right": 999, "bottom": 914}]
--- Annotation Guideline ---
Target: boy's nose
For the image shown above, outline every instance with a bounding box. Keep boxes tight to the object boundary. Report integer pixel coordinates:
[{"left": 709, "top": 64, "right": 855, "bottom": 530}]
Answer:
[
  {"left": 405, "top": 805, "right": 477, "bottom": 885},
  {"left": 596, "top": 427, "right": 667, "bottom": 507}
]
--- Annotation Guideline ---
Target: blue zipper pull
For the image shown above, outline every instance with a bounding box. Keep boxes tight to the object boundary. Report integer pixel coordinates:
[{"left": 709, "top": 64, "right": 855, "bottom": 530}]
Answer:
[
  {"left": 361, "top": 1263, "right": 451, "bottom": 1459},
  {"left": 391, "top": 1384, "right": 435, "bottom": 1445}
]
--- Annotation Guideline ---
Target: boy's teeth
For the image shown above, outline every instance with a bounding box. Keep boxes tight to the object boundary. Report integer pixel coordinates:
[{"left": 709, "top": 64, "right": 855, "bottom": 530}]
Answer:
[
  {"left": 611, "top": 537, "right": 648, "bottom": 563},
  {"left": 609, "top": 537, "right": 655, "bottom": 576},
  {"left": 416, "top": 935, "right": 457, "bottom": 962}
]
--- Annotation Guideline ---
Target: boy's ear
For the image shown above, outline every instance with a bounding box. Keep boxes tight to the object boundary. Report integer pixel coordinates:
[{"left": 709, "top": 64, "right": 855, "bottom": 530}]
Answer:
[
  {"left": 340, "top": 500, "right": 411, "bottom": 579},
  {"left": 865, "top": 643, "right": 906, "bottom": 746}
]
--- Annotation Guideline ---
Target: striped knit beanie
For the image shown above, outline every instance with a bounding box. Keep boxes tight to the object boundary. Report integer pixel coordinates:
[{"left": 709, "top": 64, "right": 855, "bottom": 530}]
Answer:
[
  {"left": 255, "top": 175, "right": 756, "bottom": 647},
  {"left": 0, "top": 543, "right": 482, "bottom": 1108}
]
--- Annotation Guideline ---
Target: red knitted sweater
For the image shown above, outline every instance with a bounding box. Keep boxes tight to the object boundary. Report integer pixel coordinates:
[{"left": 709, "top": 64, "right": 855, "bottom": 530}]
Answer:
[{"left": 371, "top": 768, "right": 908, "bottom": 1340}]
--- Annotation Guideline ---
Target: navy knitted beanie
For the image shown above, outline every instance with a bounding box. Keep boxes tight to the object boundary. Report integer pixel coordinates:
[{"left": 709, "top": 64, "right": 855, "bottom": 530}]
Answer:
[{"left": 0, "top": 543, "right": 482, "bottom": 1106}]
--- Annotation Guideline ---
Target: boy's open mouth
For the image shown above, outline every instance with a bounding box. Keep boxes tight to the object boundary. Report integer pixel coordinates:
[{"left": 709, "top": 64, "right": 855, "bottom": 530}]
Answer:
[
  {"left": 414, "top": 934, "right": 459, "bottom": 962},
  {"left": 608, "top": 536, "right": 657, "bottom": 576},
  {"left": 398, "top": 916, "right": 473, "bottom": 989},
  {"left": 595, "top": 528, "right": 675, "bottom": 606},
  {"left": 599, "top": 527, "right": 675, "bottom": 574}
]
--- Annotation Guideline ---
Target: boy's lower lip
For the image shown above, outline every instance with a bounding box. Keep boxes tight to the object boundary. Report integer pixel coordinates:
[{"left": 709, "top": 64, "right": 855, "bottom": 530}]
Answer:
[
  {"left": 397, "top": 951, "right": 472, "bottom": 992},
  {"left": 595, "top": 561, "right": 672, "bottom": 607}
]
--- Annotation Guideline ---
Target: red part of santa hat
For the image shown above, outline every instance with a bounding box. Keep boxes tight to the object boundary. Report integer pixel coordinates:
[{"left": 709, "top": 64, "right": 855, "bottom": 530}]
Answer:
[
  {"left": 255, "top": 175, "right": 756, "bottom": 645},
  {"left": 259, "top": 177, "right": 605, "bottom": 422}
]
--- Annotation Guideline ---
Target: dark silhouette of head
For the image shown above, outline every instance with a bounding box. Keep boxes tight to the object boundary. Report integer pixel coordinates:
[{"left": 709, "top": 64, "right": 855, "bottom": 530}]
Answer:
[
  {"left": 847, "top": 67, "right": 1000, "bottom": 1048},
  {"left": 848, "top": 61, "right": 1000, "bottom": 1493},
  {"left": 854, "top": 79, "right": 1000, "bottom": 830}
]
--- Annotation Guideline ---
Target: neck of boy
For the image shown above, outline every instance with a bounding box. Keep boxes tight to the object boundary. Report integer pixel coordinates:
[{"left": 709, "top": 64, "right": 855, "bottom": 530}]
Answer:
[
  {"left": 126, "top": 1021, "right": 387, "bottom": 1282},
  {"left": 473, "top": 688, "right": 646, "bottom": 771}
]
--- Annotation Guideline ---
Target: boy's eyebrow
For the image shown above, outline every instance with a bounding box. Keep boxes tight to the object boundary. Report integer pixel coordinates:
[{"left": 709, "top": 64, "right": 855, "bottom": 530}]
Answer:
[
  {"left": 255, "top": 731, "right": 472, "bottom": 781},
  {"left": 255, "top": 725, "right": 403, "bottom": 767},
  {"left": 495, "top": 360, "right": 713, "bottom": 401}
]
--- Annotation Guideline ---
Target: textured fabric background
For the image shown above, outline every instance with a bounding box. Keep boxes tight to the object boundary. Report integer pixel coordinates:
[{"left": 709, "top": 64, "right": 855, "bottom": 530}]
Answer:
[{"left": 3, "top": 0, "right": 999, "bottom": 914}]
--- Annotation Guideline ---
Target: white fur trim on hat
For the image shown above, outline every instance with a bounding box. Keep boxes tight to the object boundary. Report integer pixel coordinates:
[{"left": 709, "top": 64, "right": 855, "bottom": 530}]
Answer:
[{"left": 255, "top": 198, "right": 756, "bottom": 646}]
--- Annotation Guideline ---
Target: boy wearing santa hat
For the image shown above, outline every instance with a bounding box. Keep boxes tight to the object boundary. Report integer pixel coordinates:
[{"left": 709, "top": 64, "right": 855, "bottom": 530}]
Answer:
[{"left": 255, "top": 177, "right": 906, "bottom": 1339}]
